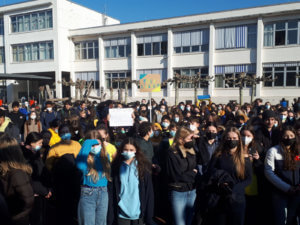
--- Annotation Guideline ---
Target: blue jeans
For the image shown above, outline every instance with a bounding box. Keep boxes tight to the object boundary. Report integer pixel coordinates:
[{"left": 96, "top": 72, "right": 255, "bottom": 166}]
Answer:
[
  {"left": 169, "top": 189, "right": 196, "bottom": 225},
  {"left": 78, "top": 186, "right": 108, "bottom": 225},
  {"left": 272, "top": 191, "right": 300, "bottom": 225}
]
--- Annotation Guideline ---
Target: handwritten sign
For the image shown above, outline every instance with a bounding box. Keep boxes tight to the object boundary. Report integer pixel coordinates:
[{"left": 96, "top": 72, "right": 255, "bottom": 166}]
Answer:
[
  {"left": 109, "top": 108, "right": 134, "bottom": 127},
  {"left": 139, "top": 74, "right": 161, "bottom": 92}
]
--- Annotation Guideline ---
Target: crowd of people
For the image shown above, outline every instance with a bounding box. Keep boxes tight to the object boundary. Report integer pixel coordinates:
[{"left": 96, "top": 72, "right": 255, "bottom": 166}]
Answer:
[{"left": 0, "top": 96, "right": 299, "bottom": 225}]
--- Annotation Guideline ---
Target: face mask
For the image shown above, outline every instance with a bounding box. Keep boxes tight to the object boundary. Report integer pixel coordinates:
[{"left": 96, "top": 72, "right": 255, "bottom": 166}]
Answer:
[
  {"left": 55, "top": 129, "right": 58, "bottom": 133},
  {"left": 75, "top": 130, "right": 79, "bottom": 134},
  {"left": 184, "top": 141, "right": 194, "bottom": 149},
  {"left": 154, "top": 130, "right": 160, "bottom": 137},
  {"left": 282, "top": 138, "right": 296, "bottom": 146},
  {"left": 47, "top": 107, "right": 52, "bottom": 112},
  {"left": 186, "top": 107, "right": 191, "bottom": 111},
  {"left": 225, "top": 140, "right": 239, "bottom": 149},
  {"left": 206, "top": 132, "right": 217, "bottom": 140},
  {"left": 280, "top": 115, "right": 287, "bottom": 121},
  {"left": 218, "top": 106, "right": 222, "bottom": 110},
  {"left": 149, "top": 132, "right": 154, "bottom": 138},
  {"left": 160, "top": 108, "right": 165, "bottom": 112},
  {"left": 242, "top": 136, "right": 253, "bottom": 146},
  {"left": 61, "top": 133, "right": 72, "bottom": 140},
  {"left": 30, "top": 115, "right": 36, "bottom": 120},
  {"left": 137, "top": 107, "right": 140, "bottom": 110},
  {"left": 121, "top": 130, "right": 126, "bottom": 134},
  {"left": 174, "top": 117, "right": 179, "bottom": 123},
  {"left": 190, "top": 124, "right": 197, "bottom": 131},
  {"left": 170, "top": 130, "right": 176, "bottom": 137},
  {"left": 90, "top": 145, "right": 102, "bottom": 155},
  {"left": 121, "top": 151, "right": 135, "bottom": 160},
  {"left": 139, "top": 116, "right": 147, "bottom": 121},
  {"left": 180, "top": 106, "right": 185, "bottom": 111},
  {"left": 162, "top": 122, "right": 170, "bottom": 128},
  {"left": 274, "top": 123, "right": 278, "bottom": 128},
  {"left": 289, "top": 117, "right": 294, "bottom": 121},
  {"left": 266, "top": 105, "right": 271, "bottom": 110},
  {"left": 33, "top": 145, "right": 41, "bottom": 151}
]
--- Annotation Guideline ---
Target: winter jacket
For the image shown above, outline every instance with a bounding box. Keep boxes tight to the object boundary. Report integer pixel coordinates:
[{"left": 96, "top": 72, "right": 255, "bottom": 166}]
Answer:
[
  {"left": 23, "top": 120, "right": 42, "bottom": 140},
  {"left": 0, "top": 117, "right": 21, "bottom": 143},
  {"left": 40, "top": 111, "right": 58, "bottom": 131},
  {"left": 8, "top": 111, "right": 26, "bottom": 134}
]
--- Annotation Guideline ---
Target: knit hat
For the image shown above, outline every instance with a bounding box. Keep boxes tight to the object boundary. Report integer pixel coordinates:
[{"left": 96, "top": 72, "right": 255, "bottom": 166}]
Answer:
[
  {"left": 154, "top": 123, "right": 162, "bottom": 131},
  {"left": 262, "top": 110, "right": 277, "bottom": 121}
]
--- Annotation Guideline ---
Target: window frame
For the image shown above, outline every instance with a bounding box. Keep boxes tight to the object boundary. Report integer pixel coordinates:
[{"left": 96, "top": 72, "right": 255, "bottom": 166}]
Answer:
[
  {"left": 105, "top": 71, "right": 131, "bottom": 89},
  {"left": 74, "top": 40, "right": 99, "bottom": 60}
]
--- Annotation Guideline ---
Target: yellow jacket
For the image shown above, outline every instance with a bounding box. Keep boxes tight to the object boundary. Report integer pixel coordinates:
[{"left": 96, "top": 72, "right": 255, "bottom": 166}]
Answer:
[{"left": 48, "top": 128, "right": 61, "bottom": 147}]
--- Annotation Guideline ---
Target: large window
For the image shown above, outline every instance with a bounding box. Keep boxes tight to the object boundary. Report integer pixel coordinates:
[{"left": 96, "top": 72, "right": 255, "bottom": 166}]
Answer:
[
  {"left": 75, "top": 72, "right": 99, "bottom": 89},
  {"left": 137, "top": 34, "right": 167, "bottom": 56},
  {"left": 173, "top": 29, "right": 209, "bottom": 54},
  {"left": 104, "top": 37, "right": 131, "bottom": 58},
  {"left": 215, "top": 24, "right": 257, "bottom": 49},
  {"left": 12, "top": 41, "right": 53, "bottom": 62},
  {"left": 263, "top": 63, "right": 300, "bottom": 87},
  {"left": 75, "top": 41, "right": 98, "bottom": 60},
  {"left": 214, "top": 64, "right": 256, "bottom": 88},
  {"left": 105, "top": 71, "right": 131, "bottom": 89},
  {"left": 11, "top": 10, "right": 52, "bottom": 33},
  {"left": 173, "top": 68, "right": 209, "bottom": 88},
  {"left": 0, "top": 47, "right": 4, "bottom": 63},
  {"left": 264, "top": 20, "right": 300, "bottom": 47}
]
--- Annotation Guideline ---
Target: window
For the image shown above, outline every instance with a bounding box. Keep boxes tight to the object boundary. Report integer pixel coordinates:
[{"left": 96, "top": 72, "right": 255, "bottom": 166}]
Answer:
[
  {"left": 0, "top": 47, "right": 5, "bottom": 63},
  {"left": 174, "top": 29, "right": 209, "bottom": 54},
  {"left": 215, "top": 24, "right": 257, "bottom": 49},
  {"left": 74, "top": 41, "right": 98, "bottom": 60},
  {"left": 264, "top": 20, "right": 300, "bottom": 47},
  {"left": 75, "top": 72, "right": 99, "bottom": 89},
  {"left": 12, "top": 41, "right": 53, "bottom": 62},
  {"left": 137, "top": 69, "right": 167, "bottom": 87},
  {"left": 104, "top": 37, "right": 131, "bottom": 58},
  {"left": 214, "top": 64, "right": 256, "bottom": 88},
  {"left": 0, "top": 18, "right": 4, "bottom": 35},
  {"left": 11, "top": 10, "right": 53, "bottom": 33},
  {"left": 137, "top": 34, "right": 167, "bottom": 56},
  {"left": 173, "top": 67, "right": 208, "bottom": 88},
  {"left": 105, "top": 71, "right": 131, "bottom": 89},
  {"left": 263, "top": 63, "right": 300, "bottom": 87}
]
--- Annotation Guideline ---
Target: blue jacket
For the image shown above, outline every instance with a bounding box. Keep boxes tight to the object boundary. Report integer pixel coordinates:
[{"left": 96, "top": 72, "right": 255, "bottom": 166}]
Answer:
[{"left": 40, "top": 111, "right": 58, "bottom": 131}]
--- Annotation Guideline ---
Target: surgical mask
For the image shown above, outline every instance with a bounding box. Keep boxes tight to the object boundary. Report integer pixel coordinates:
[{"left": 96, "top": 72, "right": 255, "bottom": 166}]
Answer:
[
  {"left": 190, "top": 124, "right": 197, "bottom": 131},
  {"left": 280, "top": 115, "right": 287, "bottom": 121},
  {"left": 90, "top": 145, "right": 102, "bottom": 155},
  {"left": 139, "top": 116, "right": 146, "bottom": 121},
  {"left": 154, "top": 130, "right": 160, "bottom": 137},
  {"left": 47, "top": 107, "right": 52, "bottom": 112},
  {"left": 75, "top": 130, "right": 79, "bottom": 134},
  {"left": 170, "top": 130, "right": 176, "bottom": 137},
  {"left": 274, "top": 123, "right": 278, "bottom": 128},
  {"left": 289, "top": 117, "right": 294, "bottom": 121},
  {"left": 149, "top": 132, "right": 154, "bottom": 138},
  {"left": 162, "top": 122, "right": 170, "bottom": 128},
  {"left": 121, "top": 151, "right": 135, "bottom": 160},
  {"left": 180, "top": 106, "right": 185, "bottom": 111},
  {"left": 218, "top": 106, "right": 222, "bottom": 110},
  {"left": 242, "top": 136, "right": 253, "bottom": 146},
  {"left": 121, "top": 130, "right": 126, "bottom": 134},
  {"left": 61, "top": 133, "right": 72, "bottom": 140},
  {"left": 33, "top": 145, "right": 41, "bottom": 151},
  {"left": 225, "top": 140, "right": 239, "bottom": 149},
  {"left": 55, "top": 129, "right": 58, "bottom": 133},
  {"left": 30, "top": 115, "right": 36, "bottom": 120},
  {"left": 266, "top": 105, "right": 271, "bottom": 110},
  {"left": 186, "top": 107, "right": 191, "bottom": 111},
  {"left": 160, "top": 108, "right": 165, "bottom": 112}
]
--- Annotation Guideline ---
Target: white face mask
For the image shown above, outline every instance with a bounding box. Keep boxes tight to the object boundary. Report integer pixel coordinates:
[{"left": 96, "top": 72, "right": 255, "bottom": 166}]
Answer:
[
  {"left": 30, "top": 115, "right": 36, "bottom": 120},
  {"left": 190, "top": 124, "right": 197, "bottom": 131},
  {"left": 47, "top": 107, "right": 52, "bottom": 112},
  {"left": 242, "top": 136, "right": 253, "bottom": 146}
]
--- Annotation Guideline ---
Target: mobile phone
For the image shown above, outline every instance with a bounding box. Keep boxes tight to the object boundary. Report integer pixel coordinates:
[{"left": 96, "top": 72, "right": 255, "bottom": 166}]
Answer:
[{"left": 249, "top": 148, "right": 257, "bottom": 155}]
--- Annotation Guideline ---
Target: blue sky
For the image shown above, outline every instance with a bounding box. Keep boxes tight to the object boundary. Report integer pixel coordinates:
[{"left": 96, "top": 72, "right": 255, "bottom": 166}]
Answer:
[{"left": 0, "top": 0, "right": 296, "bottom": 23}]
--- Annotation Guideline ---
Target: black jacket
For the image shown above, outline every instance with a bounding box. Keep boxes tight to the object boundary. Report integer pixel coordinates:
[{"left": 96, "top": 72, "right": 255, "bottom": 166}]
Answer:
[
  {"left": 4, "top": 122, "right": 21, "bottom": 143},
  {"left": 8, "top": 111, "right": 26, "bottom": 134},
  {"left": 108, "top": 169, "right": 154, "bottom": 225},
  {"left": 195, "top": 137, "right": 218, "bottom": 170}
]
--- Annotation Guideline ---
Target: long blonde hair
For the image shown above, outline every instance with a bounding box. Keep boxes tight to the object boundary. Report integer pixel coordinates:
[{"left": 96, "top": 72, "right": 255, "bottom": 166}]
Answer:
[
  {"left": 171, "top": 126, "right": 194, "bottom": 154},
  {"left": 0, "top": 135, "right": 32, "bottom": 176},
  {"left": 215, "top": 127, "right": 246, "bottom": 179},
  {"left": 85, "top": 130, "right": 111, "bottom": 182}
]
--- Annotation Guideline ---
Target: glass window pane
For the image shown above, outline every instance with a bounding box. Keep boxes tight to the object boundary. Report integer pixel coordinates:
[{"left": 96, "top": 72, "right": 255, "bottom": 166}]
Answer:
[
  {"left": 174, "top": 47, "right": 181, "bottom": 53},
  {"left": 31, "top": 13, "right": 38, "bottom": 30},
  {"left": 191, "top": 46, "right": 200, "bottom": 52},
  {"left": 105, "top": 47, "right": 110, "bottom": 58},
  {"left": 161, "top": 41, "right": 167, "bottom": 54},
  {"left": 32, "top": 44, "right": 39, "bottom": 60},
  {"left": 287, "top": 30, "right": 297, "bottom": 45},
  {"left": 145, "top": 43, "right": 152, "bottom": 55},
  {"left": 118, "top": 45, "right": 125, "bottom": 57},
  {"left": 24, "top": 15, "right": 30, "bottom": 31},
  {"left": 152, "top": 42, "right": 160, "bottom": 55},
  {"left": 225, "top": 74, "right": 234, "bottom": 88},
  {"left": 264, "top": 24, "right": 273, "bottom": 32},
  {"left": 24, "top": 44, "right": 31, "bottom": 61},
  {"left": 111, "top": 46, "right": 117, "bottom": 58},
  {"left": 46, "top": 10, "right": 53, "bottom": 28},
  {"left": 13, "top": 47, "right": 17, "bottom": 62},
  {"left": 137, "top": 44, "right": 144, "bottom": 56},
  {"left": 288, "top": 21, "right": 297, "bottom": 29},
  {"left": 286, "top": 72, "right": 296, "bottom": 86},
  {"left": 112, "top": 81, "right": 118, "bottom": 89},
  {"left": 18, "top": 16, "right": 24, "bottom": 32},
  {"left": 274, "top": 72, "right": 284, "bottom": 86},
  {"left": 47, "top": 42, "right": 53, "bottom": 59},
  {"left": 126, "top": 45, "right": 131, "bottom": 57},
  {"left": 201, "top": 44, "right": 209, "bottom": 52},
  {"left": 264, "top": 32, "right": 273, "bottom": 46},
  {"left": 81, "top": 43, "right": 87, "bottom": 59},
  {"left": 39, "top": 43, "right": 46, "bottom": 60},
  {"left": 276, "top": 22, "right": 285, "bottom": 30},
  {"left": 94, "top": 46, "right": 98, "bottom": 58},
  {"left": 88, "top": 45, "right": 94, "bottom": 59},
  {"left": 38, "top": 12, "right": 46, "bottom": 29},
  {"left": 182, "top": 46, "right": 190, "bottom": 53},
  {"left": 75, "top": 43, "right": 81, "bottom": 59},
  {"left": 275, "top": 31, "right": 286, "bottom": 46},
  {"left": 18, "top": 46, "right": 24, "bottom": 62},
  {"left": 215, "top": 75, "right": 223, "bottom": 88}
]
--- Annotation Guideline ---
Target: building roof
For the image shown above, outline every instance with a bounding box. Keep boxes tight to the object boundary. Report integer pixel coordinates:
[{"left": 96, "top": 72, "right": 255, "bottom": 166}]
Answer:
[{"left": 69, "top": 1, "right": 300, "bottom": 37}]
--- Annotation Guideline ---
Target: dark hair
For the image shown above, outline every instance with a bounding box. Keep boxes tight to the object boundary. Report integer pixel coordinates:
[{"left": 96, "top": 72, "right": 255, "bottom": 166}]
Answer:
[
  {"left": 280, "top": 126, "right": 300, "bottom": 171},
  {"left": 112, "top": 137, "right": 151, "bottom": 179},
  {"left": 205, "top": 122, "right": 218, "bottom": 129},
  {"left": 58, "top": 125, "right": 70, "bottom": 136},
  {"left": 45, "top": 101, "right": 53, "bottom": 106},
  {"left": 25, "top": 132, "right": 42, "bottom": 146},
  {"left": 0, "top": 110, "right": 5, "bottom": 118},
  {"left": 64, "top": 100, "right": 72, "bottom": 106},
  {"left": 12, "top": 101, "right": 19, "bottom": 108},
  {"left": 138, "top": 122, "right": 152, "bottom": 138},
  {"left": 49, "top": 119, "right": 61, "bottom": 128},
  {"left": 41, "top": 130, "right": 51, "bottom": 147},
  {"left": 161, "top": 115, "right": 171, "bottom": 122}
]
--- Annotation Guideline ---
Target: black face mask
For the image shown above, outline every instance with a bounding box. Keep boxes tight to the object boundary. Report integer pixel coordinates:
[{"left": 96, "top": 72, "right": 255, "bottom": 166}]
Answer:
[
  {"left": 225, "top": 140, "right": 239, "bottom": 149},
  {"left": 184, "top": 141, "right": 194, "bottom": 149},
  {"left": 206, "top": 132, "right": 217, "bottom": 140},
  {"left": 282, "top": 138, "right": 296, "bottom": 146}
]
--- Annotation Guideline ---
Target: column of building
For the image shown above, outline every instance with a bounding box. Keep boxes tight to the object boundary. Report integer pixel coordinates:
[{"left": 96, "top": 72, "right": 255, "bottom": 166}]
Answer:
[
  {"left": 256, "top": 17, "right": 264, "bottom": 98},
  {"left": 167, "top": 28, "right": 173, "bottom": 98},
  {"left": 98, "top": 36, "right": 105, "bottom": 93},
  {"left": 131, "top": 32, "right": 137, "bottom": 98},
  {"left": 208, "top": 23, "right": 215, "bottom": 98}
]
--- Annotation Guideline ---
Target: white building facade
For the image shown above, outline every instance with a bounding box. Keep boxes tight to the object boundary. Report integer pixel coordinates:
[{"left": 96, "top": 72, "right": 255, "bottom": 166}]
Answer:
[{"left": 1, "top": 0, "right": 300, "bottom": 104}]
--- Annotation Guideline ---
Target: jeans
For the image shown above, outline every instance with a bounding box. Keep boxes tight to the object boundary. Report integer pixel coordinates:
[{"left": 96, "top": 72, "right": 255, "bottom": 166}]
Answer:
[
  {"left": 169, "top": 189, "right": 196, "bottom": 225},
  {"left": 272, "top": 190, "right": 300, "bottom": 225},
  {"left": 78, "top": 186, "right": 108, "bottom": 225}
]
